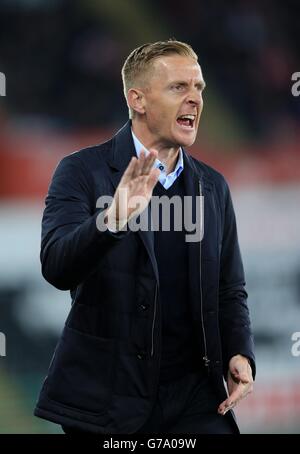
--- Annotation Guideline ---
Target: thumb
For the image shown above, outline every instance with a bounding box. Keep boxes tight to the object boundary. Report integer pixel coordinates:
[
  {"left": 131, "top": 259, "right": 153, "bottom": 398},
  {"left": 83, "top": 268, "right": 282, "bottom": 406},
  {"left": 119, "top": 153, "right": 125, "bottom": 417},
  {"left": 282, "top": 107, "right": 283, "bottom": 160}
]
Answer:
[
  {"left": 232, "top": 368, "right": 249, "bottom": 383},
  {"left": 239, "top": 372, "right": 250, "bottom": 383}
]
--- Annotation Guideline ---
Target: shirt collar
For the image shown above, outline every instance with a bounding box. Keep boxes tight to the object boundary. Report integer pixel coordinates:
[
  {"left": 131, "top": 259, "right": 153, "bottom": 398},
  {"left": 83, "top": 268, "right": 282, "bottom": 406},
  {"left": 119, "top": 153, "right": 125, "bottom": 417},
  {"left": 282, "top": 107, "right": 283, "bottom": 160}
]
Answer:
[{"left": 131, "top": 129, "right": 184, "bottom": 181}]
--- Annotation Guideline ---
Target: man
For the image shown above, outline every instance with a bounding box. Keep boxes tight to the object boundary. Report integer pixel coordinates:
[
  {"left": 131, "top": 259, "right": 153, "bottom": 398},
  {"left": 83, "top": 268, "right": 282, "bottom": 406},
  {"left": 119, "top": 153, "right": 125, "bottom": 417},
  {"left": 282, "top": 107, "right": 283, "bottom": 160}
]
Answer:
[{"left": 34, "top": 40, "right": 255, "bottom": 434}]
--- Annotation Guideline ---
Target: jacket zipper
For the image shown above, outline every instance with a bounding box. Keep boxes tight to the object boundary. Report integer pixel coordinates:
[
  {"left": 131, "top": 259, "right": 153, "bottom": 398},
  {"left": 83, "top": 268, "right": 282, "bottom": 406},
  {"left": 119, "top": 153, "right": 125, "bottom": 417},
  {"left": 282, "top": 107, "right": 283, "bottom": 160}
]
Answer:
[
  {"left": 151, "top": 282, "right": 158, "bottom": 357},
  {"left": 199, "top": 180, "right": 210, "bottom": 373},
  {"left": 150, "top": 181, "right": 209, "bottom": 368}
]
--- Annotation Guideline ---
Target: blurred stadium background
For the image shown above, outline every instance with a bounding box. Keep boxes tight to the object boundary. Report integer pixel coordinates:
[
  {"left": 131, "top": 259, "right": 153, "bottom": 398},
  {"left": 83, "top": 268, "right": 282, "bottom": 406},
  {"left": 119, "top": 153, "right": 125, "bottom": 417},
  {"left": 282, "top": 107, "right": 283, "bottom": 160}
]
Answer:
[{"left": 0, "top": 0, "right": 300, "bottom": 434}]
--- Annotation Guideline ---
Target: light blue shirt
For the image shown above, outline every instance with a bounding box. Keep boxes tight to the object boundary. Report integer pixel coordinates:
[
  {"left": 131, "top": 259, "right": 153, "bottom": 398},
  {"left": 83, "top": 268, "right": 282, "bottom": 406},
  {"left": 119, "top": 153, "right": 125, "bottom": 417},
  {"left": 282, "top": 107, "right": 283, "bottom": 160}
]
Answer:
[{"left": 131, "top": 130, "right": 184, "bottom": 190}]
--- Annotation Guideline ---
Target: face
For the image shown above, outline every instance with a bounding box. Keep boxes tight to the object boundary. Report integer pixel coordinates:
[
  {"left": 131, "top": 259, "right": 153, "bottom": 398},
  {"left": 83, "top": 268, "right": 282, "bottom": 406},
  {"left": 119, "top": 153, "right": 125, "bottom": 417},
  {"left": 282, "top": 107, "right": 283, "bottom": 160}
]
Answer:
[{"left": 136, "top": 55, "right": 205, "bottom": 149}]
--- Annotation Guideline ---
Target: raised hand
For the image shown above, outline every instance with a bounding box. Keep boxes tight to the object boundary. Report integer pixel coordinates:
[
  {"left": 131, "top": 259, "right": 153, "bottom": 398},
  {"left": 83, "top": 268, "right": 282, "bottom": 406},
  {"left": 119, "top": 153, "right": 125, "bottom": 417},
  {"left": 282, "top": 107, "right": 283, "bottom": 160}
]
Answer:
[{"left": 105, "top": 150, "right": 160, "bottom": 231}]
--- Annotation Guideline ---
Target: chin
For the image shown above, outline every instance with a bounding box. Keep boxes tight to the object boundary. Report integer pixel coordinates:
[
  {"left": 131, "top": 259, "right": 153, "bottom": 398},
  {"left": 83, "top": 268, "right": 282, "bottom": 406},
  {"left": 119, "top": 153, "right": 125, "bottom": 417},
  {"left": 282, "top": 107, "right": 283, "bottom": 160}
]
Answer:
[
  {"left": 176, "top": 134, "right": 197, "bottom": 148},
  {"left": 171, "top": 127, "right": 197, "bottom": 148}
]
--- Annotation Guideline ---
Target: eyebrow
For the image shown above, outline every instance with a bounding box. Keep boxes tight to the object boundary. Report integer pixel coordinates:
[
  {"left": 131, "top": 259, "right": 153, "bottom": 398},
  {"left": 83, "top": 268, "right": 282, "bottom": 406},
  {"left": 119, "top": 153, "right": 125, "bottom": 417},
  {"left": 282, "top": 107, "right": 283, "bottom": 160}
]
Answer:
[{"left": 170, "top": 80, "right": 206, "bottom": 90}]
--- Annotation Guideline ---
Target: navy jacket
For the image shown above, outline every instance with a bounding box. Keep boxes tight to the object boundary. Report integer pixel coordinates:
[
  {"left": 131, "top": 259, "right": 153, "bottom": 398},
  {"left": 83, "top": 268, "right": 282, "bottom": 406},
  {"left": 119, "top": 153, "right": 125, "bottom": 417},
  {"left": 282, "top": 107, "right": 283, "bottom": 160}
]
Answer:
[{"left": 34, "top": 122, "right": 255, "bottom": 433}]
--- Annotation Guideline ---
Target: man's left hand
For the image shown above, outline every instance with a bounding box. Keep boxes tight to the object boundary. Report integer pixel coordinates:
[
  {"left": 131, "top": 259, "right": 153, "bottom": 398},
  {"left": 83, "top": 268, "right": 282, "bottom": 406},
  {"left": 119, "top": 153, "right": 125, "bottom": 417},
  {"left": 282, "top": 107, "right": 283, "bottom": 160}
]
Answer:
[{"left": 218, "top": 354, "right": 253, "bottom": 416}]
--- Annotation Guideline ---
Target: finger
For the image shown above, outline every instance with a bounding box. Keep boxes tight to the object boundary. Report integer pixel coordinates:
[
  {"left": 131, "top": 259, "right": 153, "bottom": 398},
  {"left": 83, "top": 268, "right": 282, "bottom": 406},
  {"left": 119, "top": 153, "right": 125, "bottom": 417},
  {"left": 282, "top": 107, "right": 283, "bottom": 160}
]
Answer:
[
  {"left": 133, "top": 151, "right": 146, "bottom": 178},
  {"left": 119, "top": 157, "right": 138, "bottom": 185},
  {"left": 218, "top": 382, "right": 250, "bottom": 415},
  {"left": 218, "top": 399, "right": 235, "bottom": 415},
  {"left": 143, "top": 156, "right": 158, "bottom": 180},
  {"left": 141, "top": 149, "right": 158, "bottom": 175},
  {"left": 228, "top": 381, "right": 250, "bottom": 402},
  {"left": 146, "top": 168, "right": 160, "bottom": 190}
]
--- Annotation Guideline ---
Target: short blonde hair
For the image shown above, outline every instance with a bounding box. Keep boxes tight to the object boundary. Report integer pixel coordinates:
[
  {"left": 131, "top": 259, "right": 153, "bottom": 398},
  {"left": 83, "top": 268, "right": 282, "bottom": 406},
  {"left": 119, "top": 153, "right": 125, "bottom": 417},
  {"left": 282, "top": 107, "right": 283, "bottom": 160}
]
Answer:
[{"left": 121, "top": 39, "right": 198, "bottom": 118}]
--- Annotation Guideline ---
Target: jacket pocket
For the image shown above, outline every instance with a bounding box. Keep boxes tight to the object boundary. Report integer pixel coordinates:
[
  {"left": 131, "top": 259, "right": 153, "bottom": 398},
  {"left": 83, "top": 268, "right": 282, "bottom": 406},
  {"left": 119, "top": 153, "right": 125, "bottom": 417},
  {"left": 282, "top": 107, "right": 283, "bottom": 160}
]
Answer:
[{"left": 46, "top": 325, "right": 115, "bottom": 415}]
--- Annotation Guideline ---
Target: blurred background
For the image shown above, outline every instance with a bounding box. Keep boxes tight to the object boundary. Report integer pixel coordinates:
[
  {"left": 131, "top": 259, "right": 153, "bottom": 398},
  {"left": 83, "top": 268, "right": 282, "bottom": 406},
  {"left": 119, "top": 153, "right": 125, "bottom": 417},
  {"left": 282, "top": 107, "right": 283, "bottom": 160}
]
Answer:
[{"left": 0, "top": 0, "right": 299, "bottom": 434}]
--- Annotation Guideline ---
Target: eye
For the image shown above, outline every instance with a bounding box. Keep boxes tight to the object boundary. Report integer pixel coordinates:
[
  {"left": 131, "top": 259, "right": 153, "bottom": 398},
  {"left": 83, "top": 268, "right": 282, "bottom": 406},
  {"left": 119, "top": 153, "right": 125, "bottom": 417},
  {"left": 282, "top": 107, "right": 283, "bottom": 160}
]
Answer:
[{"left": 172, "top": 84, "right": 185, "bottom": 91}]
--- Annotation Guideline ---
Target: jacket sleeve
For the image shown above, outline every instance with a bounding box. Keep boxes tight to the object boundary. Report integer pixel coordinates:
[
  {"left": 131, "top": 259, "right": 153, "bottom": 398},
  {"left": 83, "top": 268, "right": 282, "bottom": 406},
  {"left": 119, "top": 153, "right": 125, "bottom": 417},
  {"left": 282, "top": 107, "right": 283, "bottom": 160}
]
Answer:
[
  {"left": 218, "top": 179, "right": 256, "bottom": 379},
  {"left": 40, "top": 154, "right": 128, "bottom": 291}
]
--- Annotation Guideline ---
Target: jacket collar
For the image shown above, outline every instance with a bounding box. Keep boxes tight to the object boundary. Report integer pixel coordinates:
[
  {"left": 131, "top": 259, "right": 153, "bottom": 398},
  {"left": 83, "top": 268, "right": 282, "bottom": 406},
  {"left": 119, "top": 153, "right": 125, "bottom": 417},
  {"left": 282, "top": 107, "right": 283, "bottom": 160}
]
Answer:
[{"left": 107, "top": 120, "right": 136, "bottom": 171}]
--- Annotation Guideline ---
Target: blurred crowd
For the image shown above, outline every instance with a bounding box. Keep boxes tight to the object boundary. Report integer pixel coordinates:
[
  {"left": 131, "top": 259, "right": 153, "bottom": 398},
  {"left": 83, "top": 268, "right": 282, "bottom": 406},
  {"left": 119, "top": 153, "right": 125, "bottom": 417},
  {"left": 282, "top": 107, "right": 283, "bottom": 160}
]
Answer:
[
  {"left": 158, "top": 0, "right": 300, "bottom": 139},
  {"left": 0, "top": 0, "right": 299, "bottom": 140}
]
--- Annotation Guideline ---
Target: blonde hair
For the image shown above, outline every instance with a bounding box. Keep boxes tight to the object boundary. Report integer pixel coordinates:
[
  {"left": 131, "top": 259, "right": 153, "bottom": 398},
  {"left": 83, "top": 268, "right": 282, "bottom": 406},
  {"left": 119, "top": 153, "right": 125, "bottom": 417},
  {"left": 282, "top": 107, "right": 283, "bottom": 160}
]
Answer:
[{"left": 121, "top": 39, "right": 198, "bottom": 118}]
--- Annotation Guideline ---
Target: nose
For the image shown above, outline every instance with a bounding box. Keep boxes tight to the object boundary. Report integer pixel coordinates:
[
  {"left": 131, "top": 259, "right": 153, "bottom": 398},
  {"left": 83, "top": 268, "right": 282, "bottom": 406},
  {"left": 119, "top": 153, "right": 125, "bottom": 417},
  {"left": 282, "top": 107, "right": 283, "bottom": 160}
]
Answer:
[{"left": 186, "top": 88, "right": 202, "bottom": 107}]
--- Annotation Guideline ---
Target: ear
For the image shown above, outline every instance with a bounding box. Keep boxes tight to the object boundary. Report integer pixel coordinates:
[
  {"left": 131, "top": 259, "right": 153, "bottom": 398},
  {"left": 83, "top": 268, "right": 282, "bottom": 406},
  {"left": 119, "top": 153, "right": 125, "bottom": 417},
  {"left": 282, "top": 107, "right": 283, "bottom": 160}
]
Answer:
[{"left": 127, "top": 88, "right": 146, "bottom": 115}]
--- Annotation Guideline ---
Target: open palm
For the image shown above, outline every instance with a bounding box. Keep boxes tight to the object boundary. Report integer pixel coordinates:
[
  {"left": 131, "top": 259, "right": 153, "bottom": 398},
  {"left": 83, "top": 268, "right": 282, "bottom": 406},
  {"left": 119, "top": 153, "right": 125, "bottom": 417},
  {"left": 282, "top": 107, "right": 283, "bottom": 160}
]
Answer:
[{"left": 107, "top": 150, "right": 160, "bottom": 229}]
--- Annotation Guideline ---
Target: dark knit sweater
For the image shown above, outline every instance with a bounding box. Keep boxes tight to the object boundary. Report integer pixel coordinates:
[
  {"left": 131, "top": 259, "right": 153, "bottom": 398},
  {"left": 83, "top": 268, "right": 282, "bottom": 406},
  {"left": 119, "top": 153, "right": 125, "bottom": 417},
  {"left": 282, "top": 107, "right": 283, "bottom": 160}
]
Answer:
[{"left": 152, "top": 171, "right": 203, "bottom": 383}]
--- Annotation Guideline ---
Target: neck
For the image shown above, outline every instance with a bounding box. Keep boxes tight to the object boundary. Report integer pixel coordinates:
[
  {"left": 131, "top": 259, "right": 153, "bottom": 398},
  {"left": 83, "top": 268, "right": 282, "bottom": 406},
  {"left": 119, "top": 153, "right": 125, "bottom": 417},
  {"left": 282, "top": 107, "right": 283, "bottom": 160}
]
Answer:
[{"left": 132, "top": 119, "right": 180, "bottom": 174}]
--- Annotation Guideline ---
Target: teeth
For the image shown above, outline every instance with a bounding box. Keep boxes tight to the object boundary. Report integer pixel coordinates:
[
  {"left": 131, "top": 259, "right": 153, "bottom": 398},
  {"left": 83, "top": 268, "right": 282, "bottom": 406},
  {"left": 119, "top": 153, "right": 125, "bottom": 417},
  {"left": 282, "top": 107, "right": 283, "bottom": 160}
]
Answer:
[{"left": 179, "top": 114, "right": 195, "bottom": 120}]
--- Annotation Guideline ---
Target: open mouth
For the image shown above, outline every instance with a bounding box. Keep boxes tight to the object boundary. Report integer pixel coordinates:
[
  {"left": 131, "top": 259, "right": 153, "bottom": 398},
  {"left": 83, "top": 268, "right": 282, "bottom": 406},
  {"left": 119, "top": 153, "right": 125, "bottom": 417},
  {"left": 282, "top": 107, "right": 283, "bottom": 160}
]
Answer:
[{"left": 176, "top": 114, "right": 196, "bottom": 129}]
